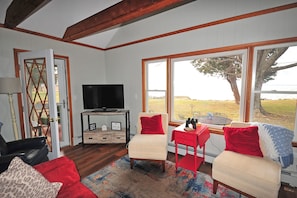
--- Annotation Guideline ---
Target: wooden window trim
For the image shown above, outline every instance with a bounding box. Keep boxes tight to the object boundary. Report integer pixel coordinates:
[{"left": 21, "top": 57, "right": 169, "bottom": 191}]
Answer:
[{"left": 143, "top": 37, "right": 297, "bottom": 147}]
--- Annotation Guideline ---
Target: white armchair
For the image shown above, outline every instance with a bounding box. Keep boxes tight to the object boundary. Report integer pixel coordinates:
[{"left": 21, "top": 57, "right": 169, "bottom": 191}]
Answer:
[
  {"left": 128, "top": 112, "right": 168, "bottom": 171},
  {"left": 212, "top": 121, "right": 281, "bottom": 198}
]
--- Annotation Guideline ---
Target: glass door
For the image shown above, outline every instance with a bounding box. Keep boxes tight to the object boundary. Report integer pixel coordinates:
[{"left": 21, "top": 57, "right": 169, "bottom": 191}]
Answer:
[{"left": 19, "top": 49, "right": 60, "bottom": 159}]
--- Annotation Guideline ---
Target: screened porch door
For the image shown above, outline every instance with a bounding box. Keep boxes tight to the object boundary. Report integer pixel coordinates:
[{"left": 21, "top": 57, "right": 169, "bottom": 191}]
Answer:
[{"left": 19, "top": 49, "right": 60, "bottom": 159}]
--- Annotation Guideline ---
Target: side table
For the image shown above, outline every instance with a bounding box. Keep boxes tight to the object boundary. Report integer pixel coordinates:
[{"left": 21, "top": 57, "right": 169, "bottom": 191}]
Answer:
[{"left": 171, "top": 124, "right": 210, "bottom": 177}]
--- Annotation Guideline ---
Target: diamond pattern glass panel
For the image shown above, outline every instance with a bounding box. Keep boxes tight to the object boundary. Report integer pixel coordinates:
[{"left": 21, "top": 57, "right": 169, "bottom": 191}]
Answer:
[{"left": 23, "top": 58, "right": 52, "bottom": 148}]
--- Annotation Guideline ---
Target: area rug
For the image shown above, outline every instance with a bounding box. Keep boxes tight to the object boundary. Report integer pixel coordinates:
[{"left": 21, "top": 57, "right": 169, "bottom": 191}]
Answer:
[{"left": 82, "top": 155, "right": 244, "bottom": 198}]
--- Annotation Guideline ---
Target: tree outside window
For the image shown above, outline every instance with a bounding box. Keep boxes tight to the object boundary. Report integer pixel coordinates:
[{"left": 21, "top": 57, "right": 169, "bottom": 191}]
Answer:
[
  {"left": 172, "top": 51, "right": 245, "bottom": 124},
  {"left": 252, "top": 45, "right": 297, "bottom": 131},
  {"left": 143, "top": 42, "right": 297, "bottom": 138}
]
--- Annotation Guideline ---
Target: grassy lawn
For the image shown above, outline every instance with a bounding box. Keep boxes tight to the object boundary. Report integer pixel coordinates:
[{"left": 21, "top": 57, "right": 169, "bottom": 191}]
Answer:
[
  {"left": 148, "top": 98, "right": 296, "bottom": 130},
  {"left": 258, "top": 99, "right": 296, "bottom": 130}
]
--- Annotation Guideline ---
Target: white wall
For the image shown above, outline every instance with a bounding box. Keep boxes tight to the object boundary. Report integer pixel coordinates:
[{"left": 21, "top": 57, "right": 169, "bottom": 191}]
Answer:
[
  {"left": 0, "top": 28, "right": 106, "bottom": 142},
  {"left": 0, "top": 0, "right": 296, "bottom": 151},
  {"left": 1, "top": 0, "right": 295, "bottom": 144},
  {"left": 107, "top": 0, "right": 297, "bottom": 47},
  {"left": 106, "top": 1, "right": 297, "bottom": 134},
  {"left": 105, "top": 1, "right": 297, "bottom": 186},
  {"left": 0, "top": 0, "right": 296, "bottom": 185}
]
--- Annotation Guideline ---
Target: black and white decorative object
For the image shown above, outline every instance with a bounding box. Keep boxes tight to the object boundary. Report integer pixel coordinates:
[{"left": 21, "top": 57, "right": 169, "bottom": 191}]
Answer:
[{"left": 89, "top": 123, "right": 96, "bottom": 131}]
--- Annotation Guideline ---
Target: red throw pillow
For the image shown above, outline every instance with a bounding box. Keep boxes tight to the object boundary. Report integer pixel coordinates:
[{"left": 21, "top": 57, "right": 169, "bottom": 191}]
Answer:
[
  {"left": 141, "top": 114, "right": 164, "bottom": 134},
  {"left": 223, "top": 126, "right": 263, "bottom": 157}
]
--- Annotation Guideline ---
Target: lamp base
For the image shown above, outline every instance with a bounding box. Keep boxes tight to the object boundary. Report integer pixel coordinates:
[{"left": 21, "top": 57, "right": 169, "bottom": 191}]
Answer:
[{"left": 8, "top": 93, "right": 19, "bottom": 140}]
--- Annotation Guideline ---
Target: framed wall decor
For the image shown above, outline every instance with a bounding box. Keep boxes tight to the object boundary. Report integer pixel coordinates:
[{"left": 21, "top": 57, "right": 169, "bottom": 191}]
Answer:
[
  {"left": 111, "top": 122, "right": 121, "bottom": 131},
  {"left": 89, "top": 123, "right": 96, "bottom": 131}
]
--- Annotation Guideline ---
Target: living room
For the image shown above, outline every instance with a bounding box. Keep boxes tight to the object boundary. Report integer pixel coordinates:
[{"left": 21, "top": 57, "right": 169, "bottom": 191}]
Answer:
[{"left": 0, "top": 0, "right": 297, "bottom": 197}]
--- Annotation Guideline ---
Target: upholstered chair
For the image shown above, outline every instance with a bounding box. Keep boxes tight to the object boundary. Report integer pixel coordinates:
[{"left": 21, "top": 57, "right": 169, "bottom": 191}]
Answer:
[
  {"left": 212, "top": 121, "right": 281, "bottom": 198},
  {"left": 0, "top": 122, "right": 49, "bottom": 173},
  {"left": 128, "top": 112, "right": 168, "bottom": 171}
]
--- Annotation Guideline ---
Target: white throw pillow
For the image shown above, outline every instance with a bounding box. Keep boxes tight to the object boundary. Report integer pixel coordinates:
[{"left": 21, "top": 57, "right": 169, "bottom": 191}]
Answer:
[{"left": 0, "top": 157, "right": 62, "bottom": 198}]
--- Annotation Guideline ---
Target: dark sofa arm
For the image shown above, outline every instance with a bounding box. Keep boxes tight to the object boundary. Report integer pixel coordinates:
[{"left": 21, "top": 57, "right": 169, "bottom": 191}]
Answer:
[
  {"left": 0, "top": 153, "right": 26, "bottom": 164},
  {"left": 0, "top": 153, "right": 27, "bottom": 173},
  {"left": 6, "top": 136, "right": 47, "bottom": 153}
]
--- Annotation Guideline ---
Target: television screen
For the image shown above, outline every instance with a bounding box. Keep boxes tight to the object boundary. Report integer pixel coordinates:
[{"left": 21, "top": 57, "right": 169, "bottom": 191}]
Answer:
[{"left": 82, "top": 84, "right": 124, "bottom": 111}]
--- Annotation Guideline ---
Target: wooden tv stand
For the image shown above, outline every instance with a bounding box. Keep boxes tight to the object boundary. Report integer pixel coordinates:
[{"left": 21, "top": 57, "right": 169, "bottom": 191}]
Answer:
[{"left": 80, "top": 110, "right": 130, "bottom": 145}]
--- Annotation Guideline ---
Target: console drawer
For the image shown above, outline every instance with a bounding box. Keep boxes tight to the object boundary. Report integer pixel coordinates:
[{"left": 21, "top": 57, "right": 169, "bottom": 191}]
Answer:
[
  {"left": 83, "top": 133, "right": 100, "bottom": 144},
  {"left": 83, "top": 132, "right": 112, "bottom": 143},
  {"left": 174, "top": 132, "right": 196, "bottom": 146},
  {"left": 112, "top": 133, "right": 126, "bottom": 143}
]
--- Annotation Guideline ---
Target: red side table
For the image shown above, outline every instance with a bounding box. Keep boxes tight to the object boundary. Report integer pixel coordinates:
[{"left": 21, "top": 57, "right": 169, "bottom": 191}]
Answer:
[{"left": 171, "top": 124, "right": 210, "bottom": 177}]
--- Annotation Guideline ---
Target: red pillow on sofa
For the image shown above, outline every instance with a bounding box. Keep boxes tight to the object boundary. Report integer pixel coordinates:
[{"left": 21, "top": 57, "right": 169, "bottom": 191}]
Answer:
[
  {"left": 223, "top": 126, "right": 263, "bottom": 157},
  {"left": 141, "top": 114, "right": 164, "bottom": 134}
]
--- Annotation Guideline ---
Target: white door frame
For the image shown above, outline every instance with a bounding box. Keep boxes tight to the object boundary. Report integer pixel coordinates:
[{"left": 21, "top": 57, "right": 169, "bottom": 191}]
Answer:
[{"left": 54, "top": 58, "right": 70, "bottom": 147}]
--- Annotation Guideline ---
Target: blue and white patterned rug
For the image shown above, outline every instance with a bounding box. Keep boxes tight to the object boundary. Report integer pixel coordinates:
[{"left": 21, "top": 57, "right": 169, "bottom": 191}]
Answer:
[{"left": 82, "top": 155, "right": 244, "bottom": 198}]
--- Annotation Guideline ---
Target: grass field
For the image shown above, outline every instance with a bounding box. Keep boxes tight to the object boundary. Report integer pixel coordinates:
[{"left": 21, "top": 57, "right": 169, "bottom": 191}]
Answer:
[{"left": 148, "top": 98, "right": 296, "bottom": 130}]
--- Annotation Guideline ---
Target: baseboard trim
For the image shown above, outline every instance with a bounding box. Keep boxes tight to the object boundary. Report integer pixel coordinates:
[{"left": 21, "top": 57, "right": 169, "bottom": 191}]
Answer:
[{"left": 167, "top": 144, "right": 216, "bottom": 163}]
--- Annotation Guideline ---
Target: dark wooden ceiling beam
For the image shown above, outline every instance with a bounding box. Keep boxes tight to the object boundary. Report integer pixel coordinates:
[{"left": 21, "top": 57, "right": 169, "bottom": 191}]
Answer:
[
  {"left": 63, "top": 0, "right": 194, "bottom": 41},
  {"left": 4, "top": 0, "right": 51, "bottom": 28}
]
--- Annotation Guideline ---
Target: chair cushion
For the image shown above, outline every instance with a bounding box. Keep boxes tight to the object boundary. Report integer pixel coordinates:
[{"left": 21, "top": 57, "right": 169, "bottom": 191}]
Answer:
[
  {"left": 140, "top": 114, "right": 164, "bottom": 134},
  {"left": 128, "top": 134, "right": 167, "bottom": 160},
  {"left": 223, "top": 126, "right": 263, "bottom": 157},
  {"left": 212, "top": 151, "right": 281, "bottom": 198},
  {"left": 0, "top": 134, "right": 7, "bottom": 155},
  {"left": 0, "top": 157, "right": 62, "bottom": 198}
]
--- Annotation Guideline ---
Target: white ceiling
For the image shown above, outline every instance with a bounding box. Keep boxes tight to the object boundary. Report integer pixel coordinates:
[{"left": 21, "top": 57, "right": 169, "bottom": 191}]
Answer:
[{"left": 0, "top": 0, "right": 124, "bottom": 49}]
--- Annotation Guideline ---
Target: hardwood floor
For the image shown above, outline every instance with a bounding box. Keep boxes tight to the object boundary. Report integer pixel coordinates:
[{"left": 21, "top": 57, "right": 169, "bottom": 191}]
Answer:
[
  {"left": 61, "top": 143, "right": 127, "bottom": 178},
  {"left": 62, "top": 144, "right": 296, "bottom": 198}
]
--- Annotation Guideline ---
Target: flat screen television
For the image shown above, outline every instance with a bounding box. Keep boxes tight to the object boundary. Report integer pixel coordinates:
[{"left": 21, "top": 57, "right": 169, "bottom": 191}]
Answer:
[{"left": 82, "top": 84, "right": 124, "bottom": 112}]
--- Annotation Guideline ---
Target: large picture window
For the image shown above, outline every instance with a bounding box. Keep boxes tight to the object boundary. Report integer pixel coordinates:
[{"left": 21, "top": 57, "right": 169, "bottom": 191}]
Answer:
[
  {"left": 251, "top": 44, "right": 297, "bottom": 132},
  {"left": 143, "top": 40, "right": 297, "bottom": 142},
  {"left": 171, "top": 50, "right": 246, "bottom": 126}
]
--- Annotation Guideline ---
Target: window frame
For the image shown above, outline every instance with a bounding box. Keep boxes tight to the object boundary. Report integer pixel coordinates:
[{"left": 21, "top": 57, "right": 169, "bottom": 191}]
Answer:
[
  {"left": 142, "top": 37, "right": 297, "bottom": 145},
  {"left": 142, "top": 59, "right": 168, "bottom": 113},
  {"left": 169, "top": 49, "right": 248, "bottom": 125},
  {"left": 251, "top": 42, "right": 297, "bottom": 141}
]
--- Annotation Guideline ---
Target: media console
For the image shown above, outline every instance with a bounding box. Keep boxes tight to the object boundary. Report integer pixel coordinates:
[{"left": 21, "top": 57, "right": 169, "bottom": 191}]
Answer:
[{"left": 80, "top": 110, "right": 130, "bottom": 145}]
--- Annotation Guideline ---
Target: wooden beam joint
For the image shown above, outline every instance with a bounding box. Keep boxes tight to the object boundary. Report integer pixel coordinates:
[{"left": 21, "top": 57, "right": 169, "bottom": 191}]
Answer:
[
  {"left": 63, "top": 0, "right": 194, "bottom": 41},
  {"left": 4, "top": 0, "right": 51, "bottom": 28}
]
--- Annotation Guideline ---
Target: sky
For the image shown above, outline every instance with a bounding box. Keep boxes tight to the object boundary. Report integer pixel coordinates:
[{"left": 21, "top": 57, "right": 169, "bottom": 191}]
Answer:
[{"left": 149, "top": 46, "right": 297, "bottom": 100}]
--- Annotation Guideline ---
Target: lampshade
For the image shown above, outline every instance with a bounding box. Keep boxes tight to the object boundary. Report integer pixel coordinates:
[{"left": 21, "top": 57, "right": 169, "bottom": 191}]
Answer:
[{"left": 0, "top": 77, "right": 21, "bottom": 94}]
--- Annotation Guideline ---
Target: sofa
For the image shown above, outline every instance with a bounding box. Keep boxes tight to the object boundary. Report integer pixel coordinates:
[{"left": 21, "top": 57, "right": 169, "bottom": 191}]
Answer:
[
  {"left": 34, "top": 156, "right": 97, "bottom": 198},
  {"left": 212, "top": 121, "right": 294, "bottom": 198},
  {"left": 0, "top": 156, "right": 96, "bottom": 197}
]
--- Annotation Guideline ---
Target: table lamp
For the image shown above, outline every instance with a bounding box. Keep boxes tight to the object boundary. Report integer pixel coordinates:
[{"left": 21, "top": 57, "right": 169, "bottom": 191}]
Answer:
[{"left": 0, "top": 77, "right": 22, "bottom": 140}]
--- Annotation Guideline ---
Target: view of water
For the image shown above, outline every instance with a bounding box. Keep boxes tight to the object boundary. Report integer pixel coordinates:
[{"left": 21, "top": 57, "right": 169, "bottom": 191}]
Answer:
[{"left": 150, "top": 46, "right": 297, "bottom": 101}]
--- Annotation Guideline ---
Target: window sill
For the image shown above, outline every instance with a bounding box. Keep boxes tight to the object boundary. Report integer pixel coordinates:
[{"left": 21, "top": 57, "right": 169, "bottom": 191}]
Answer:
[
  {"left": 209, "top": 127, "right": 224, "bottom": 135},
  {"left": 203, "top": 126, "right": 297, "bottom": 146},
  {"left": 170, "top": 121, "right": 225, "bottom": 135},
  {"left": 170, "top": 122, "right": 296, "bottom": 146}
]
